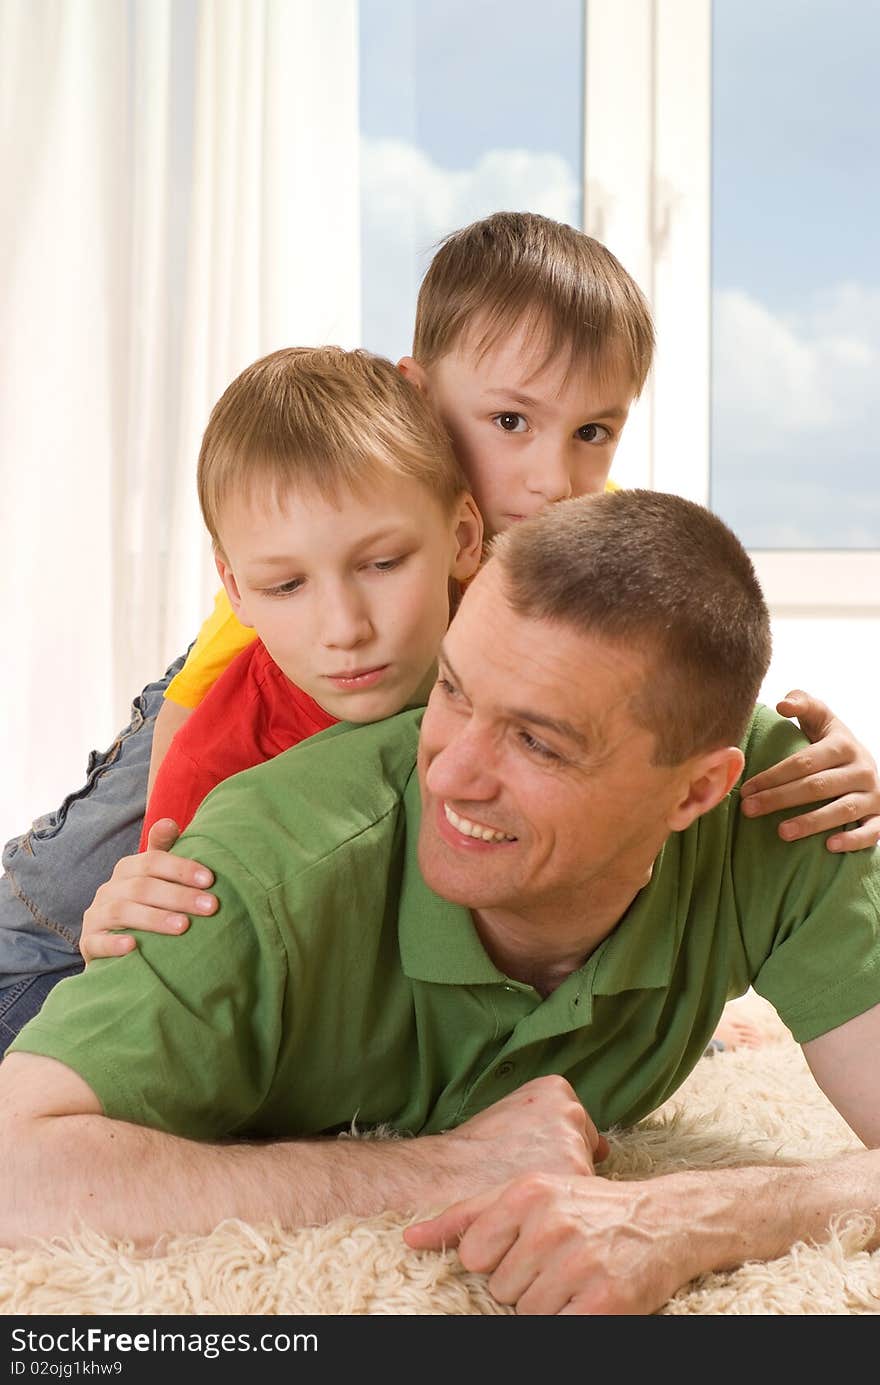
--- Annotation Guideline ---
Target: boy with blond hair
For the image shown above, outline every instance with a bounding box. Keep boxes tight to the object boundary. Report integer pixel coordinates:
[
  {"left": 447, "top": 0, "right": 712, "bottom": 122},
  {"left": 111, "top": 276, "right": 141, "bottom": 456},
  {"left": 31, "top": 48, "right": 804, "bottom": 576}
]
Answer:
[
  {"left": 1, "top": 212, "right": 877, "bottom": 1048},
  {"left": 137, "top": 345, "right": 481, "bottom": 846}
]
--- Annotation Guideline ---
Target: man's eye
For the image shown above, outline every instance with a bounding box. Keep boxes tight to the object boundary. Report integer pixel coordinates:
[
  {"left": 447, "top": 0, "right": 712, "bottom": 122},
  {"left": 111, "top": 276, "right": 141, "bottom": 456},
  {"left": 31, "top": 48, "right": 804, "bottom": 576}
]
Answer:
[
  {"left": 518, "top": 730, "right": 559, "bottom": 761},
  {"left": 493, "top": 412, "right": 527, "bottom": 433},
  {"left": 437, "top": 676, "right": 458, "bottom": 696},
  {"left": 576, "top": 423, "right": 611, "bottom": 444}
]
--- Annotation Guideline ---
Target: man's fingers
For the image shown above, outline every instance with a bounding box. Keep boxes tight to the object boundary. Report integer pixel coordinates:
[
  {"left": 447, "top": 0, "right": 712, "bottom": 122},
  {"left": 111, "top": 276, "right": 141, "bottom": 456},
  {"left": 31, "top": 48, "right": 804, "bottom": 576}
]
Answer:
[
  {"left": 406, "top": 1189, "right": 522, "bottom": 1280},
  {"left": 404, "top": 1189, "right": 496, "bottom": 1250},
  {"left": 594, "top": 1133, "right": 611, "bottom": 1164}
]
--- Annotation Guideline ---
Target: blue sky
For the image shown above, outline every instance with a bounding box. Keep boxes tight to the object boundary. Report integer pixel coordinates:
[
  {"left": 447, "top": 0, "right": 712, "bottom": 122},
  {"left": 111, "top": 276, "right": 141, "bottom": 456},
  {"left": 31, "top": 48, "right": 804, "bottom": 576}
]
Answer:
[
  {"left": 359, "top": 0, "right": 582, "bottom": 174},
  {"left": 713, "top": 0, "right": 879, "bottom": 311},
  {"left": 711, "top": 0, "right": 879, "bottom": 546}
]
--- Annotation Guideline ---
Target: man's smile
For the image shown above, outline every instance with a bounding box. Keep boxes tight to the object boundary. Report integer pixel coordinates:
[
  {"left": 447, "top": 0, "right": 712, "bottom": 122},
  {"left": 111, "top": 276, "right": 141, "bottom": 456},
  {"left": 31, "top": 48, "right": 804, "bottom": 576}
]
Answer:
[{"left": 442, "top": 801, "right": 517, "bottom": 844}]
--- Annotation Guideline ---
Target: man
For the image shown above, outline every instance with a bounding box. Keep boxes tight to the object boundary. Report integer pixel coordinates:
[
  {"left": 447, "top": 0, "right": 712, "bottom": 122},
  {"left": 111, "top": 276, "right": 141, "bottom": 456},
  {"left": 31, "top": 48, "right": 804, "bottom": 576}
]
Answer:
[{"left": 3, "top": 490, "right": 878, "bottom": 1316}]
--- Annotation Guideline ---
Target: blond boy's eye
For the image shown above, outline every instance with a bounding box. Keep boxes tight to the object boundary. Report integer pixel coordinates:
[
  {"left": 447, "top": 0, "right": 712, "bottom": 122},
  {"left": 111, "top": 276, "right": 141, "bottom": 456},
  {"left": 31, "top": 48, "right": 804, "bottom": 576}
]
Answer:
[
  {"left": 494, "top": 412, "right": 527, "bottom": 433},
  {"left": 577, "top": 423, "right": 610, "bottom": 443}
]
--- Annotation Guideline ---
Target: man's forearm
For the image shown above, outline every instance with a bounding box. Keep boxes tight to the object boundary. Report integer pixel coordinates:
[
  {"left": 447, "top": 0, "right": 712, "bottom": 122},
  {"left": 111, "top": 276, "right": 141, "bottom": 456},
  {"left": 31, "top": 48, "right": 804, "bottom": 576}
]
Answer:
[
  {"left": 652, "top": 1152, "right": 880, "bottom": 1288},
  {"left": 2, "top": 1066, "right": 604, "bottom": 1250},
  {"left": 6, "top": 1112, "right": 470, "bottom": 1249}
]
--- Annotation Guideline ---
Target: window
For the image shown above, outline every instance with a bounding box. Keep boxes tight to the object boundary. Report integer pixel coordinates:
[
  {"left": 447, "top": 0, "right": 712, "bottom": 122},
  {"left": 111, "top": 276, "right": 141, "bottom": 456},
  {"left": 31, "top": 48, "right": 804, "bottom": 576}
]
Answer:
[
  {"left": 358, "top": 0, "right": 880, "bottom": 620},
  {"left": 711, "top": 0, "right": 880, "bottom": 555}
]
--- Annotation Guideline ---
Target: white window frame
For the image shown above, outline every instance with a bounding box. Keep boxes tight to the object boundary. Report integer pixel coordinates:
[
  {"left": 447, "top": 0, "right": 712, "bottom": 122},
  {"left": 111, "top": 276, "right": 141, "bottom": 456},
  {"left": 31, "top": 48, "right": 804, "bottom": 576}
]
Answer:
[{"left": 583, "top": 0, "right": 880, "bottom": 614}]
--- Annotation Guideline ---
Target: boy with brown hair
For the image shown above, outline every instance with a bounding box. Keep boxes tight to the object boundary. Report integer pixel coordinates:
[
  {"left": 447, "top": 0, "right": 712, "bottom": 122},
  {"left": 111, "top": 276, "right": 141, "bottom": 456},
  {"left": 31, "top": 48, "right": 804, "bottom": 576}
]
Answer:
[{"left": 1, "top": 212, "right": 877, "bottom": 1047}]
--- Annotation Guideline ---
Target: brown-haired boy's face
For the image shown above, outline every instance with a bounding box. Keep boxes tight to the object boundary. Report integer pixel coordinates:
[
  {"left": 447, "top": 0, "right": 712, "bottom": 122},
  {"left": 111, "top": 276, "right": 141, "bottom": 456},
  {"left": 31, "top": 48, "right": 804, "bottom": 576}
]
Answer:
[{"left": 402, "top": 323, "right": 637, "bottom": 540}]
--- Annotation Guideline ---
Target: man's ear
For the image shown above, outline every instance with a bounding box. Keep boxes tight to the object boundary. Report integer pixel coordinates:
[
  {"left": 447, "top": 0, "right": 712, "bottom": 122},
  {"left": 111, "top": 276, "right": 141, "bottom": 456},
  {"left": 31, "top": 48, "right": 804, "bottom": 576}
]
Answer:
[
  {"left": 397, "top": 356, "right": 431, "bottom": 396},
  {"left": 214, "top": 550, "right": 255, "bottom": 629},
  {"left": 667, "top": 747, "right": 745, "bottom": 832},
  {"left": 450, "top": 493, "right": 484, "bottom": 583}
]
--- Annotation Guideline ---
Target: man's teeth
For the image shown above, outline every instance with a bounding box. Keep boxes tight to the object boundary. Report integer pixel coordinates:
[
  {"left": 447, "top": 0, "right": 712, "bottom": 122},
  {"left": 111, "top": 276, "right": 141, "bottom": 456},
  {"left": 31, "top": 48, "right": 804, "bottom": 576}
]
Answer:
[{"left": 444, "top": 804, "right": 516, "bottom": 843}]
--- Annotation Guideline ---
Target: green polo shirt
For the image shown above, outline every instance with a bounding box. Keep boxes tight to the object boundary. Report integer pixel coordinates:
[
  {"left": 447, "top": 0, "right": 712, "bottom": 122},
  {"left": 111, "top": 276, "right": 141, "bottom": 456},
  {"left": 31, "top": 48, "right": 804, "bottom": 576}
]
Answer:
[{"left": 12, "top": 705, "right": 880, "bottom": 1136}]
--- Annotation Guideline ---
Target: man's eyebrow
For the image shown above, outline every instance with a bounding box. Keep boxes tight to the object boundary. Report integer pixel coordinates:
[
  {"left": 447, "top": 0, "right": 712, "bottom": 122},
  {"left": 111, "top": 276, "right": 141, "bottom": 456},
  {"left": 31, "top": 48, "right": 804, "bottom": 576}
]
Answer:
[
  {"left": 507, "top": 707, "right": 591, "bottom": 751},
  {"left": 437, "top": 644, "right": 592, "bottom": 752}
]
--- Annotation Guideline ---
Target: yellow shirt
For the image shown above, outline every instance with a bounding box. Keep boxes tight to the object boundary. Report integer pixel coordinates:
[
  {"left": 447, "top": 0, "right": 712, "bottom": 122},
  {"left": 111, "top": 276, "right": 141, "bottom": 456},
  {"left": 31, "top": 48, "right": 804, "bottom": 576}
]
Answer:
[
  {"left": 165, "top": 590, "right": 256, "bottom": 709},
  {"left": 166, "top": 478, "right": 623, "bottom": 710}
]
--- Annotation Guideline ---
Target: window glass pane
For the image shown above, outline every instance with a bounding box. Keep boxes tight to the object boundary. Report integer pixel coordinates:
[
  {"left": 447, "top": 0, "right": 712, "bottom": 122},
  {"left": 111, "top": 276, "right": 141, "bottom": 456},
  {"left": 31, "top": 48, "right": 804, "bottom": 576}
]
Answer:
[
  {"left": 710, "top": 0, "right": 879, "bottom": 549},
  {"left": 359, "top": 0, "right": 584, "bottom": 361}
]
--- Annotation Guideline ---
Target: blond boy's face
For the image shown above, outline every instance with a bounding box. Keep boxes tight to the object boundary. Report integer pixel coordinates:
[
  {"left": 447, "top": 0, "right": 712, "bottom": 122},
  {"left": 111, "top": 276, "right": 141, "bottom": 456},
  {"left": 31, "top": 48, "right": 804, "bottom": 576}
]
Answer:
[
  {"left": 215, "top": 475, "right": 481, "bottom": 724},
  {"left": 403, "top": 324, "right": 637, "bottom": 540}
]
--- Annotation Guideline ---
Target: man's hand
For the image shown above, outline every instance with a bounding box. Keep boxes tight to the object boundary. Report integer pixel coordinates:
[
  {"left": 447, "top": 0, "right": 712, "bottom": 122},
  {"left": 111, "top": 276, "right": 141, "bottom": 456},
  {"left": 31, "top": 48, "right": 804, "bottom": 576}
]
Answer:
[
  {"left": 437, "top": 1077, "right": 609, "bottom": 1197},
  {"left": 80, "top": 820, "right": 219, "bottom": 961},
  {"left": 404, "top": 1171, "right": 697, "bottom": 1315},
  {"left": 740, "top": 690, "right": 880, "bottom": 852}
]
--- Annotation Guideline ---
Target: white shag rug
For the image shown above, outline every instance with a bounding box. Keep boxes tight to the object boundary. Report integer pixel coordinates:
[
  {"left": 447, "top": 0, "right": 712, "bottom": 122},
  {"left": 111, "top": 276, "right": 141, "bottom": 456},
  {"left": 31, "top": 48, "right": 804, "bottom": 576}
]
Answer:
[{"left": 3, "top": 996, "right": 878, "bottom": 1315}]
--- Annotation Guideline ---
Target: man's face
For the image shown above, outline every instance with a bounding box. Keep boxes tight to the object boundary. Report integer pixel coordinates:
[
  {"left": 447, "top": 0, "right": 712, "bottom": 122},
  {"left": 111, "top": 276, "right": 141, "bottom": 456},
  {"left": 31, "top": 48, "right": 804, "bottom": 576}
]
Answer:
[
  {"left": 216, "top": 474, "right": 480, "bottom": 724},
  {"left": 417, "top": 562, "right": 689, "bottom": 922},
  {"left": 411, "top": 323, "right": 637, "bottom": 540}
]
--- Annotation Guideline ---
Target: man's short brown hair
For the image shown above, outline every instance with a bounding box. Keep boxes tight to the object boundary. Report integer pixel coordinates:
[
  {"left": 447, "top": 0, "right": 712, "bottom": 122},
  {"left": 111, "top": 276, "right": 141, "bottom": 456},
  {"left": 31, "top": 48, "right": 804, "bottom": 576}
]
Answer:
[
  {"left": 198, "top": 346, "right": 469, "bottom": 549},
  {"left": 413, "top": 211, "right": 655, "bottom": 393},
  {"left": 492, "top": 489, "right": 772, "bottom": 764}
]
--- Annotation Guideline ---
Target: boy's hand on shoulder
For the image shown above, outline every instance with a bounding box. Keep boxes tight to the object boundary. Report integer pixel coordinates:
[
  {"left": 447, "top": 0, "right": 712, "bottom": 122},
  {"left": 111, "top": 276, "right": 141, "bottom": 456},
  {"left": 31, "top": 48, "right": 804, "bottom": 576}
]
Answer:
[
  {"left": 740, "top": 690, "right": 880, "bottom": 852},
  {"left": 80, "top": 819, "right": 219, "bottom": 962}
]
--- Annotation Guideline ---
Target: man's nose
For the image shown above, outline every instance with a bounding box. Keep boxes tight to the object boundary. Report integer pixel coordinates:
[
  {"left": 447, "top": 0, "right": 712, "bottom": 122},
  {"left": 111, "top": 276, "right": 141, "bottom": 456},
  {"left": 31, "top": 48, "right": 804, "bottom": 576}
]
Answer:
[
  {"left": 524, "top": 443, "right": 573, "bottom": 505},
  {"left": 321, "top": 584, "right": 374, "bottom": 649},
  {"left": 425, "top": 721, "right": 499, "bottom": 802}
]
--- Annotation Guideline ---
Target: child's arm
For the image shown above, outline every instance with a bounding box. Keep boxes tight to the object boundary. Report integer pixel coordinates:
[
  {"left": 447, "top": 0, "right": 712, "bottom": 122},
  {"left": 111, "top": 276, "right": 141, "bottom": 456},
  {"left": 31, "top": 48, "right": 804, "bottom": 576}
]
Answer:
[
  {"left": 80, "top": 820, "right": 218, "bottom": 962},
  {"left": 740, "top": 690, "right": 880, "bottom": 852},
  {"left": 146, "top": 699, "right": 193, "bottom": 800}
]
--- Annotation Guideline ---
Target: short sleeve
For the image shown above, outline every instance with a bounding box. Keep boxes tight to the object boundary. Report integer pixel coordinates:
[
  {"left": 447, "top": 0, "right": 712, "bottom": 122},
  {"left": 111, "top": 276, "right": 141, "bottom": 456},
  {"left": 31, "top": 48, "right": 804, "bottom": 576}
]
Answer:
[{"left": 8, "top": 838, "right": 287, "bottom": 1138}]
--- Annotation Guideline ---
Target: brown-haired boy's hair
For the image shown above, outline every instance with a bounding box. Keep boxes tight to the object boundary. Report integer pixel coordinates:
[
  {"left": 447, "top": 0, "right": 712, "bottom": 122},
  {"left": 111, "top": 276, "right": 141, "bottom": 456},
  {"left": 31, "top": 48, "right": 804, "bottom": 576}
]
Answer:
[
  {"left": 198, "top": 346, "right": 469, "bottom": 550},
  {"left": 493, "top": 489, "right": 771, "bottom": 765},
  {"left": 413, "top": 211, "right": 655, "bottom": 393}
]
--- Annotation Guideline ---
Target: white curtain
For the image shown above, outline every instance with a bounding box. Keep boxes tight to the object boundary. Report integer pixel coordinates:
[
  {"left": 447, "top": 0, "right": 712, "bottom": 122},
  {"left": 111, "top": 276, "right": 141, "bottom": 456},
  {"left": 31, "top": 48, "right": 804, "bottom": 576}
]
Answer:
[{"left": 0, "top": 0, "right": 360, "bottom": 844}]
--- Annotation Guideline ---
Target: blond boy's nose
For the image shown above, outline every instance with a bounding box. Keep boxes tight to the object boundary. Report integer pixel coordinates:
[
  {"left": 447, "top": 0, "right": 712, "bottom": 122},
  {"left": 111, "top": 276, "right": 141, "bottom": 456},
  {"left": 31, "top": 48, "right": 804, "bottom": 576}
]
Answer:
[{"left": 322, "top": 589, "right": 374, "bottom": 648}]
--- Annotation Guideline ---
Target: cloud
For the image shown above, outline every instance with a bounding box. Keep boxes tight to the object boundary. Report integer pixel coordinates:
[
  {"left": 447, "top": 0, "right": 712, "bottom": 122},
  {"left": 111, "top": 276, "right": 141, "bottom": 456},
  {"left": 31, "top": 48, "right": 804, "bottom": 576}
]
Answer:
[
  {"left": 713, "top": 282, "right": 879, "bottom": 440},
  {"left": 712, "top": 282, "right": 879, "bottom": 546},
  {"left": 360, "top": 136, "right": 578, "bottom": 359}
]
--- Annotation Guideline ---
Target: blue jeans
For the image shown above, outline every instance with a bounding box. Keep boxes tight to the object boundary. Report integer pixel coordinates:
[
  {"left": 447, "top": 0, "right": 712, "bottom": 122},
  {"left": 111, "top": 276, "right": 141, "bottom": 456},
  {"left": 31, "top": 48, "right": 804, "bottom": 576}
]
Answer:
[{"left": 0, "top": 652, "right": 188, "bottom": 1053}]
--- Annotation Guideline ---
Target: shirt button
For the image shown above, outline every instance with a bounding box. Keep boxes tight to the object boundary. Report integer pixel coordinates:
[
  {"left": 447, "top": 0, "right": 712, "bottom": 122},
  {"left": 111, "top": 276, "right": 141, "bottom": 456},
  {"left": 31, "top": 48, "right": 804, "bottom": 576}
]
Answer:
[{"left": 496, "top": 1061, "right": 514, "bottom": 1077}]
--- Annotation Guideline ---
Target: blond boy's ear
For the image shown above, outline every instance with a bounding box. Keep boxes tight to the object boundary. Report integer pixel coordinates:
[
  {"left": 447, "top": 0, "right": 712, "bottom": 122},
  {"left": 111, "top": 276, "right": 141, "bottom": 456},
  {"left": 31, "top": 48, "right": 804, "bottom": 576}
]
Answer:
[
  {"left": 666, "top": 747, "right": 745, "bottom": 833},
  {"left": 450, "top": 493, "right": 484, "bottom": 583},
  {"left": 397, "top": 357, "right": 430, "bottom": 395},
  {"left": 214, "top": 550, "right": 256, "bottom": 629}
]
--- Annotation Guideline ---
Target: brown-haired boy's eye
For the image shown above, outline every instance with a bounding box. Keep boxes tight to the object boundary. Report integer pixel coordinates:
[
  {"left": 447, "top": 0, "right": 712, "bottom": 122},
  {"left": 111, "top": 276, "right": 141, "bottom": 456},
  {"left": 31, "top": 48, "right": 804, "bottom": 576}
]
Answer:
[
  {"left": 577, "top": 423, "right": 610, "bottom": 443},
  {"left": 495, "top": 413, "right": 526, "bottom": 432}
]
